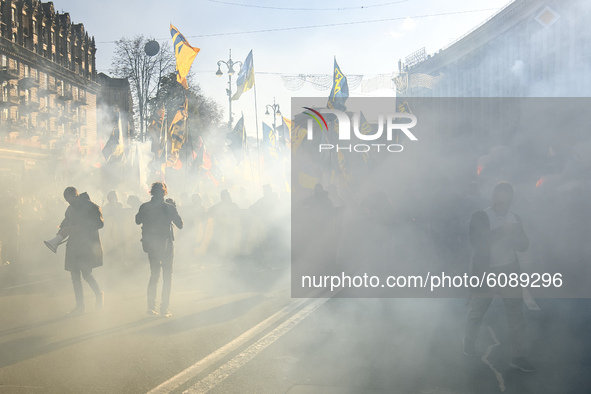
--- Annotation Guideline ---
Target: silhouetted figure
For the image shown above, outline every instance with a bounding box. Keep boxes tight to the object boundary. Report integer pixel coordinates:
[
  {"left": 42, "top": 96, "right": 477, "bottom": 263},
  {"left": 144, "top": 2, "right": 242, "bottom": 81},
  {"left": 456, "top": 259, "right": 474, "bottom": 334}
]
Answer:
[
  {"left": 327, "top": 184, "right": 345, "bottom": 208},
  {"left": 135, "top": 182, "right": 183, "bottom": 317},
  {"left": 235, "top": 186, "right": 252, "bottom": 209},
  {"left": 299, "top": 184, "right": 334, "bottom": 216},
  {"left": 207, "top": 189, "right": 242, "bottom": 258},
  {"left": 249, "top": 184, "right": 282, "bottom": 264},
  {"left": 463, "top": 181, "right": 533, "bottom": 372},
  {"left": 182, "top": 194, "right": 207, "bottom": 258},
  {"left": 123, "top": 195, "right": 143, "bottom": 268},
  {"left": 359, "top": 191, "right": 397, "bottom": 273},
  {"left": 57, "top": 187, "right": 104, "bottom": 315},
  {"left": 294, "top": 184, "right": 338, "bottom": 271},
  {"left": 102, "top": 190, "right": 124, "bottom": 269}
]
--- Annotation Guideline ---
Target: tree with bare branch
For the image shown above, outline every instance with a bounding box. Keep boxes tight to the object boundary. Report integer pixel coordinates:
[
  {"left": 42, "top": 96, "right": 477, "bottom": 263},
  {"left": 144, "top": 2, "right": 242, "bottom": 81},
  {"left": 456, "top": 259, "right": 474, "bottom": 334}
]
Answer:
[{"left": 110, "top": 36, "right": 175, "bottom": 141}]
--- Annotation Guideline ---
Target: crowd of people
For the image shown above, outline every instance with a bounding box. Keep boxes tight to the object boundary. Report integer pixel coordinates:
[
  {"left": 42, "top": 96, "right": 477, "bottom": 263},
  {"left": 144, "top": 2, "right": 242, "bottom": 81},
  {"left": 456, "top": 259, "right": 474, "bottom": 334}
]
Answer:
[{"left": 0, "top": 176, "right": 589, "bottom": 370}]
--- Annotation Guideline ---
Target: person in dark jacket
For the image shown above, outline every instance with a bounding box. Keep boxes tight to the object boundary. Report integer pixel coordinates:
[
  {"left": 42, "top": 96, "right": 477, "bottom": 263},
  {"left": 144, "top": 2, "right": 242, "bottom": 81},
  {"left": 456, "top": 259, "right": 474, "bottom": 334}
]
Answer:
[
  {"left": 58, "top": 187, "right": 104, "bottom": 315},
  {"left": 135, "top": 182, "right": 183, "bottom": 317},
  {"left": 463, "top": 181, "right": 534, "bottom": 372}
]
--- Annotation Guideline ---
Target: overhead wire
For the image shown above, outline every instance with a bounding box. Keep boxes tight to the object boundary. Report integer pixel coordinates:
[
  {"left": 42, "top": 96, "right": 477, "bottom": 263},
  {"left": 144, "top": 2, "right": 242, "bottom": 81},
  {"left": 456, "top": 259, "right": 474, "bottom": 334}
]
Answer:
[
  {"left": 96, "top": 7, "right": 500, "bottom": 44},
  {"left": 205, "top": 0, "right": 410, "bottom": 11}
]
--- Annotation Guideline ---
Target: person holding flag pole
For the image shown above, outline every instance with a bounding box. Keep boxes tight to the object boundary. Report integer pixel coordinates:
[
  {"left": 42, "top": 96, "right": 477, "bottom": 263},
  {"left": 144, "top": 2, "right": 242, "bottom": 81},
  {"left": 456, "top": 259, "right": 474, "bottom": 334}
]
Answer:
[{"left": 165, "top": 24, "right": 200, "bottom": 179}]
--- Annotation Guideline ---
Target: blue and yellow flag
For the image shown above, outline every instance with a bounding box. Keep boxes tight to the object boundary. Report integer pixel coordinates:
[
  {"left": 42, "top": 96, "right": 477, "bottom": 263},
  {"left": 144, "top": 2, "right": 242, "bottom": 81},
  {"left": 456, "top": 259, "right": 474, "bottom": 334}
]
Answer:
[
  {"left": 227, "top": 114, "right": 246, "bottom": 163},
  {"left": 290, "top": 113, "right": 309, "bottom": 155},
  {"left": 397, "top": 100, "right": 412, "bottom": 114},
  {"left": 170, "top": 97, "right": 188, "bottom": 152},
  {"left": 102, "top": 125, "right": 125, "bottom": 163},
  {"left": 395, "top": 100, "right": 412, "bottom": 144},
  {"left": 280, "top": 116, "right": 291, "bottom": 148},
  {"left": 327, "top": 58, "right": 349, "bottom": 111},
  {"left": 232, "top": 50, "right": 255, "bottom": 100},
  {"left": 262, "top": 122, "right": 278, "bottom": 160},
  {"left": 170, "top": 24, "right": 200, "bottom": 89},
  {"left": 358, "top": 111, "right": 374, "bottom": 135},
  {"left": 102, "top": 112, "right": 126, "bottom": 163},
  {"left": 162, "top": 98, "right": 188, "bottom": 171}
]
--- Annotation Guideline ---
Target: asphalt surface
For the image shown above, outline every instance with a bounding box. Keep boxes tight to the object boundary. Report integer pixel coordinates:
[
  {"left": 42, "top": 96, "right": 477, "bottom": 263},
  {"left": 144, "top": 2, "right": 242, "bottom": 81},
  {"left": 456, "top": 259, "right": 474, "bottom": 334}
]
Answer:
[{"left": 1, "top": 260, "right": 591, "bottom": 394}]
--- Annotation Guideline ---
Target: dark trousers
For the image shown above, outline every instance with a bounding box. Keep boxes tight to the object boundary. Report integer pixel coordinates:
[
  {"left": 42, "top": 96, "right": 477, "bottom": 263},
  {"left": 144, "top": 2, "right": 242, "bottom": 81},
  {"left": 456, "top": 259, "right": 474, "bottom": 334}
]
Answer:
[
  {"left": 70, "top": 267, "right": 101, "bottom": 308},
  {"left": 464, "top": 263, "right": 526, "bottom": 358},
  {"left": 147, "top": 253, "right": 173, "bottom": 311}
]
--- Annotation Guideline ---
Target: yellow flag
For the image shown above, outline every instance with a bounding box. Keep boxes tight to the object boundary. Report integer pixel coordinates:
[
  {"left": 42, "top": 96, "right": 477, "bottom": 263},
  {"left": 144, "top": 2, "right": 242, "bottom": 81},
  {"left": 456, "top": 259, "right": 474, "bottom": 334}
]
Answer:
[{"left": 170, "top": 24, "right": 200, "bottom": 89}]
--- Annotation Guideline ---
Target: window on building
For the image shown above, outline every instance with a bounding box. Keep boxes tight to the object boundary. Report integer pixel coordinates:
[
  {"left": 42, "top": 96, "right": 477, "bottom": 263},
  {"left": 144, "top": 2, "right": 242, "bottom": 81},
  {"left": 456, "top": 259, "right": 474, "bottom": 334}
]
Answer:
[
  {"left": 23, "top": 15, "right": 29, "bottom": 36},
  {"left": 32, "top": 20, "right": 36, "bottom": 33},
  {"left": 11, "top": 8, "right": 16, "bottom": 27},
  {"left": 1, "top": 55, "right": 6, "bottom": 68}
]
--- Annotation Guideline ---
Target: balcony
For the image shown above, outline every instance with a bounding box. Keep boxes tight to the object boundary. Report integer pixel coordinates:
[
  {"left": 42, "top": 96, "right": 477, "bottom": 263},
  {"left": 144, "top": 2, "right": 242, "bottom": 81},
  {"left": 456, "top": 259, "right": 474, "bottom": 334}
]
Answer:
[
  {"left": 72, "top": 96, "right": 87, "bottom": 107},
  {"left": 38, "top": 83, "right": 58, "bottom": 97},
  {"left": 56, "top": 114, "right": 73, "bottom": 125},
  {"left": 57, "top": 91, "right": 73, "bottom": 102},
  {"left": 0, "top": 94, "right": 20, "bottom": 108},
  {"left": 1, "top": 67, "right": 20, "bottom": 80},
  {"left": 37, "top": 107, "right": 58, "bottom": 120},
  {"left": 20, "top": 101, "right": 40, "bottom": 114},
  {"left": 18, "top": 77, "right": 40, "bottom": 90}
]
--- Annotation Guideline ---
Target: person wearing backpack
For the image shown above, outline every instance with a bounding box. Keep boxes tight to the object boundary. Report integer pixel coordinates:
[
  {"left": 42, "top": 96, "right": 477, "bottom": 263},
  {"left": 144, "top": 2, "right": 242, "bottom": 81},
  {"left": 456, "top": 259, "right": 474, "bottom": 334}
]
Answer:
[{"left": 135, "top": 182, "right": 183, "bottom": 317}]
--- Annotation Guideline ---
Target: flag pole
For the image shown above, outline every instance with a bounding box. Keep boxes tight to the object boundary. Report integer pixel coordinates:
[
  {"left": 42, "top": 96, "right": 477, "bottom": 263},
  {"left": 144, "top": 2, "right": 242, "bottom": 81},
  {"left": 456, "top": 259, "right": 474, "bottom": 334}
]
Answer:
[
  {"left": 253, "top": 81, "right": 261, "bottom": 187},
  {"left": 183, "top": 102, "right": 188, "bottom": 193},
  {"left": 242, "top": 112, "right": 256, "bottom": 191},
  {"left": 163, "top": 112, "right": 168, "bottom": 182}
]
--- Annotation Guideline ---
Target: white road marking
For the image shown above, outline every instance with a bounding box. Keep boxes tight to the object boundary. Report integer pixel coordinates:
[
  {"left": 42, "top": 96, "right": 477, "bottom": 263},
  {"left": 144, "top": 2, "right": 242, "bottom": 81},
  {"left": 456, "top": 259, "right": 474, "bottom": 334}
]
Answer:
[
  {"left": 183, "top": 297, "right": 329, "bottom": 393},
  {"left": 147, "top": 297, "right": 312, "bottom": 394},
  {"left": 481, "top": 326, "right": 506, "bottom": 392}
]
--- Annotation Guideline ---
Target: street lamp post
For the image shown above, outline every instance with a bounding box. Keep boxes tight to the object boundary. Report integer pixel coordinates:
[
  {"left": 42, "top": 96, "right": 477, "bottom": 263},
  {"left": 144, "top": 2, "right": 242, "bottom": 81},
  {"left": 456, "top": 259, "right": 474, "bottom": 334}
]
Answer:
[
  {"left": 265, "top": 98, "right": 281, "bottom": 147},
  {"left": 216, "top": 49, "right": 242, "bottom": 130}
]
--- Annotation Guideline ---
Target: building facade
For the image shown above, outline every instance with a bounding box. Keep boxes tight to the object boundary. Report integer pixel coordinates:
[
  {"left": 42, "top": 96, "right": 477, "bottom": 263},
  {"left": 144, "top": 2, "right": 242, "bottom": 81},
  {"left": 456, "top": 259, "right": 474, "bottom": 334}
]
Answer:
[
  {"left": 97, "top": 72, "right": 134, "bottom": 146},
  {"left": 398, "top": 0, "right": 591, "bottom": 97},
  {"left": 0, "top": 0, "right": 99, "bottom": 183}
]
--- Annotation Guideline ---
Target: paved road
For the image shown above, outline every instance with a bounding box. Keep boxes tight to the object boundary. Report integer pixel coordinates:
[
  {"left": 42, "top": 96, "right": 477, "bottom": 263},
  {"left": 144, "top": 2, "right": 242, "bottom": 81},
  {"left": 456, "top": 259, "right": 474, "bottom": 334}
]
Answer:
[{"left": 1, "top": 261, "right": 590, "bottom": 393}]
